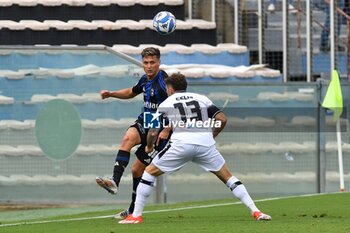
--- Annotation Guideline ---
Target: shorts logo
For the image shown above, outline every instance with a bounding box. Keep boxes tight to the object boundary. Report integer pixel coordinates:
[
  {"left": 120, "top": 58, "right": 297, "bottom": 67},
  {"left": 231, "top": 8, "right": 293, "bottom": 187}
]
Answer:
[{"left": 143, "top": 111, "right": 161, "bottom": 129}]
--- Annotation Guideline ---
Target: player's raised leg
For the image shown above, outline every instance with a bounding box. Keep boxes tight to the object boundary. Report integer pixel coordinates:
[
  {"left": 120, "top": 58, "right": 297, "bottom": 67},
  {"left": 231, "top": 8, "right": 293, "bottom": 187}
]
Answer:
[
  {"left": 96, "top": 127, "right": 141, "bottom": 195},
  {"left": 212, "top": 163, "right": 271, "bottom": 221}
]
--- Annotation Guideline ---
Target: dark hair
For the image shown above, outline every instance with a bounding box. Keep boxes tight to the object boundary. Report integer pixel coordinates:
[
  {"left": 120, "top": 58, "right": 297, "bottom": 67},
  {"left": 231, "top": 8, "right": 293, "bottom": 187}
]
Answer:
[
  {"left": 165, "top": 73, "right": 187, "bottom": 91},
  {"left": 141, "top": 47, "right": 160, "bottom": 59}
]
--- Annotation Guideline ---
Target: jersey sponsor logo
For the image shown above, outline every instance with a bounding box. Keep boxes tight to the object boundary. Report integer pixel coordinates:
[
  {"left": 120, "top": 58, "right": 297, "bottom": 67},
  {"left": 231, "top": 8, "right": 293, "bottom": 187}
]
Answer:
[
  {"left": 143, "top": 111, "right": 161, "bottom": 129},
  {"left": 144, "top": 101, "right": 159, "bottom": 110}
]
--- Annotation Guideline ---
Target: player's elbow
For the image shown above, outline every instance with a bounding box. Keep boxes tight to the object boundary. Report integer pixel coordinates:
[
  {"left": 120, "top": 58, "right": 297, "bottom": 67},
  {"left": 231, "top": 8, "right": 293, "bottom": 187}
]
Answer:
[{"left": 215, "top": 112, "right": 227, "bottom": 128}]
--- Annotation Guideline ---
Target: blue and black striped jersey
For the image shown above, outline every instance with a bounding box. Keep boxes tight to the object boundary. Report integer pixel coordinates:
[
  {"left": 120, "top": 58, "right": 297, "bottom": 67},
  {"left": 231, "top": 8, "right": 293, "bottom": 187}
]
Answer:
[{"left": 132, "top": 70, "right": 168, "bottom": 120}]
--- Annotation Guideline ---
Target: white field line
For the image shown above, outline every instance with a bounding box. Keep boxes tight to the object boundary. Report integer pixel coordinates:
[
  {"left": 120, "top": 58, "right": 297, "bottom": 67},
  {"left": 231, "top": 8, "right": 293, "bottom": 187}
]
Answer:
[{"left": 0, "top": 192, "right": 340, "bottom": 228}]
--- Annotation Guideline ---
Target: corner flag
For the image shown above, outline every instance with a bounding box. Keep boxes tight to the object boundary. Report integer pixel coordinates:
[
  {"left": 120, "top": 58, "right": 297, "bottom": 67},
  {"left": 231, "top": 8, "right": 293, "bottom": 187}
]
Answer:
[{"left": 322, "top": 70, "right": 343, "bottom": 121}]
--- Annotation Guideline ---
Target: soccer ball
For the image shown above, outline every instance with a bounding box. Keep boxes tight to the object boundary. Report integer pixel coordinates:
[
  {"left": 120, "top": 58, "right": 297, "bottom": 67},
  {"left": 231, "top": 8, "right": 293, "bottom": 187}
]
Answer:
[{"left": 153, "top": 11, "right": 176, "bottom": 35}]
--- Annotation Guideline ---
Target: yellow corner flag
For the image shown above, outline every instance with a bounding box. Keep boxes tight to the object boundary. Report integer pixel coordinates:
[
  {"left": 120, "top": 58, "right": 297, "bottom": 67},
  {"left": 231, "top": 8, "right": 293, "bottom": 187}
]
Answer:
[{"left": 322, "top": 70, "right": 343, "bottom": 121}]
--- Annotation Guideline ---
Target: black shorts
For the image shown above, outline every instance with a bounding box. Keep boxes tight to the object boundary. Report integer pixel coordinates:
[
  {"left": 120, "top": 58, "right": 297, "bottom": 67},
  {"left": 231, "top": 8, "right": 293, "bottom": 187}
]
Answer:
[{"left": 129, "top": 119, "right": 169, "bottom": 166}]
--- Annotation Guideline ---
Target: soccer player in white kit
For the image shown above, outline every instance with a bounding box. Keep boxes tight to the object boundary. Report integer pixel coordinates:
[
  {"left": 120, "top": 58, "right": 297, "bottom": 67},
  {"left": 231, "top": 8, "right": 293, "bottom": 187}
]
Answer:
[{"left": 119, "top": 73, "right": 271, "bottom": 224}]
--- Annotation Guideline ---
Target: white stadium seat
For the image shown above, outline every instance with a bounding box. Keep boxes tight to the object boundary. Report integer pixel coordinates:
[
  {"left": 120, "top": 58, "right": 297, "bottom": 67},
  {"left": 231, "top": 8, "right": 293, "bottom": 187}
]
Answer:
[
  {"left": 26, "top": 94, "right": 56, "bottom": 104},
  {"left": 109, "top": 0, "right": 135, "bottom": 6},
  {"left": 0, "top": 70, "right": 27, "bottom": 79},
  {"left": 164, "top": 44, "right": 196, "bottom": 54},
  {"left": 115, "top": 20, "right": 146, "bottom": 30},
  {"left": 0, "top": 1, "right": 14, "bottom": 7},
  {"left": 43, "top": 20, "right": 75, "bottom": 30},
  {"left": 17, "top": 145, "right": 44, "bottom": 156},
  {"left": 68, "top": 20, "right": 99, "bottom": 30},
  {"left": 98, "top": 65, "right": 130, "bottom": 77},
  {"left": 0, "top": 0, "right": 184, "bottom": 7},
  {"left": 191, "top": 44, "right": 222, "bottom": 54},
  {"left": 0, "top": 95, "right": 14, "bottom": 105},
  {"left": 255, "top": 68, "right": 281, "bottom": 78},
  {"left": 166, "top": 0, "right": 184, "bottom": 5},
  {"left": 0, "top": 20, "right": 26, "bottom": 30},
  {"left": 38, "top": 0, "right": 63, "bottom": 6},
  {"left": 256, "top": 92, "right": 289, "bottom": 102},
  {"left": 20, "top": 20, "right": 50, "bottom": 31},
  {"left": 0, "top": 145, "right": 25, "bottom": 156},
  {"left": 92, "top": 20, "right": 121, "bottom": 30},
  {"left": 0, "top": 120, "right": 32, "bottom": 130},
  {"left": 138, "top": 19, "right": 153, "bottom": 29},
  {"left": 139, "top": 0, "right": 159, "bottom": 6},
  {"left": 174, "top": 20, "right": 193, "bottom": 30},
  {"left": 86, "top": 0, "right": 111, "bottom": 7},
  {"left": 217, "top": 43, "right": 248, "bottom": 54},
  {"left": 186, "top": 19, "right": 216, "bottom": 29},
  {"left": 111, "top": 44, "right": 141, "bottom": 54},
  {"left": 245, "top": 117, "right": 275, "bottom": 127},
  {"left": 68, "top": 0, "right": 87, "bottom": 6},
  {"left": 56, "top": 94, "right": 86, "bottom": 104},
  {"left": 16, "top": 0, "right": 37, "bottom": 6},
  {"left": 207, "top": 92, "right": 239, "bottom": 102},
  {"left": 291, "top": 116, "right": 316, "bottom": 126}
]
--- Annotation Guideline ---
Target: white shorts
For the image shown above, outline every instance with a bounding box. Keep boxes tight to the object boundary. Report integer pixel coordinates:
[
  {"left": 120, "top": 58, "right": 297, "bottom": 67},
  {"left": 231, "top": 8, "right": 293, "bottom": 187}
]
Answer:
[{"left": 152, "top": 142, "right": 226, "bottom": 174}]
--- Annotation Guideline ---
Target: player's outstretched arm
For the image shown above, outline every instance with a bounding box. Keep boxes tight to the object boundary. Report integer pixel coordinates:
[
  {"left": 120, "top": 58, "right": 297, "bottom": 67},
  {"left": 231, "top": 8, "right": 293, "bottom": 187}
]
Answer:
[
  {"left": 213, "top": 112, "right": 227, "bottom": 138},
  {"left": 100, "top": 87, "right": 138, "bottom": 100}
]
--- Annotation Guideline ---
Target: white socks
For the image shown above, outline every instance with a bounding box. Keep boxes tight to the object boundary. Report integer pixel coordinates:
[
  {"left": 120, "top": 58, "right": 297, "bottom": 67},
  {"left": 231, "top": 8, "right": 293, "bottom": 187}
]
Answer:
[
  {"left": 226, "top": 176, "right": 259, "bottom": 213},
  {"left": 132, "top": 171, "right": 156, "bottom": 217}
]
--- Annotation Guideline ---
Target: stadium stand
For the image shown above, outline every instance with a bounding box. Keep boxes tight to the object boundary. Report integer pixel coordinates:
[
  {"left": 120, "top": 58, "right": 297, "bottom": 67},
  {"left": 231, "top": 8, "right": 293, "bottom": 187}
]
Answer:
[{"left": 0, "top": 0, "right": 218, "bottom": 46}]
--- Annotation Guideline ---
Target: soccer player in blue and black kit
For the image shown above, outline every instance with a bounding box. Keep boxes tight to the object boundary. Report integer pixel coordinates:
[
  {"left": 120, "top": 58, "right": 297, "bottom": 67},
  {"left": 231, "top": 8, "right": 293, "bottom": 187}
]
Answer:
[{"left": 96, "top": 47, "right": 170, "bottom": 219}]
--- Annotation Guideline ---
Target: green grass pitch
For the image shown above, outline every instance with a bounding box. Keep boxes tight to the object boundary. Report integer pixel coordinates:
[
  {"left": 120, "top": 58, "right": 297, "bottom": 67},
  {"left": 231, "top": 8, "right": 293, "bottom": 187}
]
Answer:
[{"left": 0, "top": 193, "right": 349, "bottom": 233}]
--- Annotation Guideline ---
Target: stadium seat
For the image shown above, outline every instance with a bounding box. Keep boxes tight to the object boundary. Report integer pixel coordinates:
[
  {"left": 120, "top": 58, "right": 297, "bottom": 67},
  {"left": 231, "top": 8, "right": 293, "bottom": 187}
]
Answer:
[
  {"left": 207, "top": 92, "right": 239, "bottom": 102},
  {"left": 245, "top": 117, "right": 275, "bottom": 127},
  {"left": 109, "top": 0, "right": 135, "bottom": 6},
  {"left": 256, "top": 92, "right": 289, "bottom": 102},
  {"left": 38, "top": 0, "right": 63, "bottom": 7},
  {"left": 68, "top": 20, "right": 99, "bottom": 30},
  {"left": 0, "top": 120, "right": 32, "bottom": 130},
  {"left": 111, "top": 44, "right": 141, "bottom": 54},
  {"left": 0, "top": 95, "right": 14, "bottom": 105},
  {"left": 186, "top": 19, "right": 216, "bottom": 29},
  {"left": 191, "top": 44, "right": 222, "bottom": 54},
  {"left": 20, "top": 20, "right": 50, "bottom": 30},
  {"left": 0, "top": 1, "right": 13, "bottom": 7},
  {"left": 0, "top": 145, "right": 25, "bottom": 156},
  {"left": 291, "top": 116, "right": 316, "bottom": 126},
  {"left": 17, "top": 145, "right": 44, "bottom": 156},
  {"left": 43, "top": 20, "right": 75, "bottom": 30},
  {"left": 115, "top": 20, "right": 146, "bottom": 30},
  {"left": 56, "top": 94, "right": 86, "bottom": 104},
  {"left": 86, "top": 0, "right": 111, "bottom": 7},
  {"left": 217, "top": 43, "right": 248, "bottom": 54},
  {"left": 163, "top": 44, "right": 195, "bottom": 54},
  {"left": 16, "top": 0, "right": 38, "bottom": 7},
  {"left": 175, "top": 20, "right": 194, "bottom": 30},
  {"left": 255, "top": 68, "right": 281, "bottom": 78},
  {"left": 0, "top": 20, "right": 26, "bottom": 30},
  {"left": 92, "top": 20, "right": 121, "bottom": 30},
  {"left": 26, "top": 94, "right": 56, "bottom": 104},
  {"left": 0, "top": 70, "right": 27, "bottom": 79}
]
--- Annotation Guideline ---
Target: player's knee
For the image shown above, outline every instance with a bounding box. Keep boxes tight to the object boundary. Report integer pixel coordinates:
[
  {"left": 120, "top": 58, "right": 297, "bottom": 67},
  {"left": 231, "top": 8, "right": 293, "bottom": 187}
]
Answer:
[
  {"left": 120, "top": 135, "right": 137, "bottom": 149},
  {"left": 131, "top": 165, "right": 144, "bottom": 178}
]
